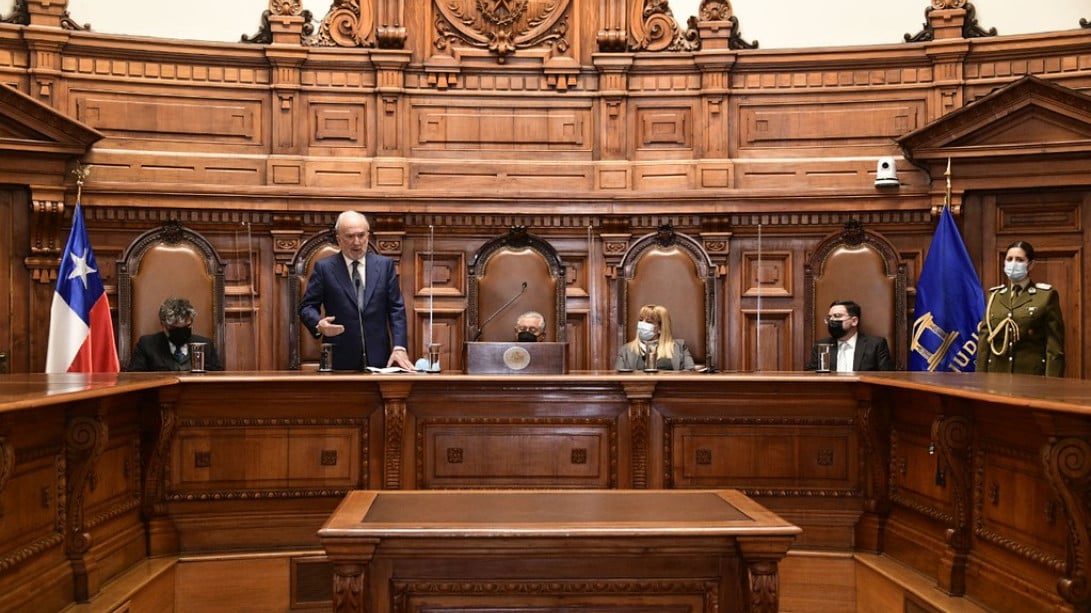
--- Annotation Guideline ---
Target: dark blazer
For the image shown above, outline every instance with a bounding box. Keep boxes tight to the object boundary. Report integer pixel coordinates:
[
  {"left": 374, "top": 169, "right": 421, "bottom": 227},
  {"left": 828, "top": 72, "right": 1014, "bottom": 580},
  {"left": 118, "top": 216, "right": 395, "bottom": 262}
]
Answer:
[
  {"left": 299, "top": 252, "right": 409, "bottom": 371},
  {"left": 806, "top": 332, "right": 894, "bottom": 371},
  {"left": 127, "top": 333, "right": 222, "bottom": 372},
  {"left": 615, "top": 339, "right": 696, "bottom": 371}
]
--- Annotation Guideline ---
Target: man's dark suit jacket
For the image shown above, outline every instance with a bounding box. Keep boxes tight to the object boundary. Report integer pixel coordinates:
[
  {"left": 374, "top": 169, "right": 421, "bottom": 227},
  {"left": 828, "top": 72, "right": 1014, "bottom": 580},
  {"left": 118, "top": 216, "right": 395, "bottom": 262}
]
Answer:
[
  {"left": 299, "top": 252, "right": 409, "bottom": 371},
  {"left": 806, "top": 332, "right": 894, "bottom": 371},
  {"left": 127, "top": 333, "right": 223, "bottom": 372}
]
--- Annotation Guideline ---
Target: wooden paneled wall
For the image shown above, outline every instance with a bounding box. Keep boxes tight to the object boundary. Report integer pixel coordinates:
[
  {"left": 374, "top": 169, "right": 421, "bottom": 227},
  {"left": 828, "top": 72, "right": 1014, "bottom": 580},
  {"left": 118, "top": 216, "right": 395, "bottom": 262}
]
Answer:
[{"left": 1, "top": 1, "right": 1090, "bottom": 376}]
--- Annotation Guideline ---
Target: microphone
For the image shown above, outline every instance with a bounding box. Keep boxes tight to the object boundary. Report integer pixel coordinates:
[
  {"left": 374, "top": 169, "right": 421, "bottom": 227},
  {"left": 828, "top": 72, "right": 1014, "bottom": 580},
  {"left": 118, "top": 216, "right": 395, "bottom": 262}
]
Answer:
[{"left": 473, "top": 281, "right": 527, "bottom": 341}]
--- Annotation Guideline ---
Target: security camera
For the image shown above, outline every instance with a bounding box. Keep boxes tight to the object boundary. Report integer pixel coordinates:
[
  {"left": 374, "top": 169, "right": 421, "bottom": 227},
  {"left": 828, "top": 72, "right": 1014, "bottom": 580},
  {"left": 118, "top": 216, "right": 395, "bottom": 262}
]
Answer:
[{"left": 875, "top": 157, "right": 899, "bottom": 187}]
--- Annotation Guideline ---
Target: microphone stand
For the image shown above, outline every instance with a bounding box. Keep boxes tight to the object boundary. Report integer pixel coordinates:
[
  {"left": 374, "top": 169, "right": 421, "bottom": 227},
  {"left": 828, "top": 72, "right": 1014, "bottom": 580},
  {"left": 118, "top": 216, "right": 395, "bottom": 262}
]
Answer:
[{"left": 473, "top": 282, "right": 527, "bottom": 341}]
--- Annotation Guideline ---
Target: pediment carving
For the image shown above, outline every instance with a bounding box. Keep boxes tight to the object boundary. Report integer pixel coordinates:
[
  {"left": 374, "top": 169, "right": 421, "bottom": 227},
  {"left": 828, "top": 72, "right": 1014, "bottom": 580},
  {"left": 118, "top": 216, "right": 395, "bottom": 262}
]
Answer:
[
  {"left": 898, "top": 76, "right": 1091, "bottom": 158},
  {"left": 431, "top": 0, "right": 572, "bottom": 63}
]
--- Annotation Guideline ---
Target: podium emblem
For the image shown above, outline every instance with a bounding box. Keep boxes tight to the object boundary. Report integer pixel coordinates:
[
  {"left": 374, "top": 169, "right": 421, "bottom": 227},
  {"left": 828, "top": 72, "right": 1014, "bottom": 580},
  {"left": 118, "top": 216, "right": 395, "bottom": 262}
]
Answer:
[{"left": 502, "top": 346, "right": 531, "bottom": 370}]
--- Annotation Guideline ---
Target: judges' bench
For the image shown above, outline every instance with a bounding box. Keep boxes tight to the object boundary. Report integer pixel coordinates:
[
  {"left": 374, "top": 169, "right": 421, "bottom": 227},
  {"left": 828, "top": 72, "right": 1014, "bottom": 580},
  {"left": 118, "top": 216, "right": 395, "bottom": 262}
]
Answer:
[{"left": 319, "top": 489, "right": 800, "bottom": 613}]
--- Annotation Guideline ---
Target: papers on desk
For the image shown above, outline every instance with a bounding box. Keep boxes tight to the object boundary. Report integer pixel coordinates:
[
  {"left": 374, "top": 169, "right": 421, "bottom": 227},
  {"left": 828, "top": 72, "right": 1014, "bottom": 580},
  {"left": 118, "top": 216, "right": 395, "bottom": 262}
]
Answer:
[{"left": 366, "top": 366, "right": 417, "bottom": 374}]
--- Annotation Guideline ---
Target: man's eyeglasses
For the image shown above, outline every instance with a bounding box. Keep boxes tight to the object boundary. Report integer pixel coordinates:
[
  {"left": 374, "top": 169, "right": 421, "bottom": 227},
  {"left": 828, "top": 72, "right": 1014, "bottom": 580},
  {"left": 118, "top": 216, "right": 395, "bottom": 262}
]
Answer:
[{"left": 824, "top": 315, "right": 851, "bottom": 323}]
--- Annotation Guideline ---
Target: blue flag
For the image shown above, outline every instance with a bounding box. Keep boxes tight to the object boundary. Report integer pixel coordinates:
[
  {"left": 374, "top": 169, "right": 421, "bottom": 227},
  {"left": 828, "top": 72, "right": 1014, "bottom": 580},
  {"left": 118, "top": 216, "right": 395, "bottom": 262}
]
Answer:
[{"left": 909, "top": 207, "right": 985, "bottom": 372}]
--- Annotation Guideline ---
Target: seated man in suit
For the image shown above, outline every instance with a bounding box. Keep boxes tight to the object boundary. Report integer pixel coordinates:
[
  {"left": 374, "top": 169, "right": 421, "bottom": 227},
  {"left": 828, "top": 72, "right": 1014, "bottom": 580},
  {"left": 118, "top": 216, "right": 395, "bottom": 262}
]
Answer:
[
  {"left": 128, "top": 296, "right": 223, "bottom": 371},
  {"left": 806, "top": 299, "right": 894, "bottom": 371},
  {"left": 514, "top": 311, "right": 547, "bottom": 342}
]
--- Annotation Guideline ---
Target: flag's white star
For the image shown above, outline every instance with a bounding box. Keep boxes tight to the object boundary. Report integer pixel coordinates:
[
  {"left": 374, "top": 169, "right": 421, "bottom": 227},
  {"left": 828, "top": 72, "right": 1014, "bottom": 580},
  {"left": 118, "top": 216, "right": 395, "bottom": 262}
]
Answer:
[{"left": 67, "top": 249, "right": 96, "bottom": 289}]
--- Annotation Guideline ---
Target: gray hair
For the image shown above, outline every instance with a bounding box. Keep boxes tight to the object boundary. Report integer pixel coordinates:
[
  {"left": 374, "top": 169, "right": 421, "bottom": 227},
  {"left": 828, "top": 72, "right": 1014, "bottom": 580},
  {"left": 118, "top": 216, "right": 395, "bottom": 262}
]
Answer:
[
  {"left": 517, "top": 310, "right": 546, "bottom": 329},
  {"left": 334, "top": 210, "right": 370, "bottom": 233},
  {"left": 159, "top": 297, "right": 197, "bottom": 326}
]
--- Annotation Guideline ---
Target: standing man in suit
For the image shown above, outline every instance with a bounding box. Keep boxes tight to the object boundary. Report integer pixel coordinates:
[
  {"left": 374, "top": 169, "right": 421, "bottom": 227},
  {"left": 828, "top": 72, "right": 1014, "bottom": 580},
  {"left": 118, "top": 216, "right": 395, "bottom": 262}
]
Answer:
[
  {"left": 128, "top": 296, "right": 223, "bottom": 371},
  {"left": 299, "top": 211, "right": 416, "bottom": 371},
  {"left": 806, "top": 300, "right": 894, "bottom": 371}
]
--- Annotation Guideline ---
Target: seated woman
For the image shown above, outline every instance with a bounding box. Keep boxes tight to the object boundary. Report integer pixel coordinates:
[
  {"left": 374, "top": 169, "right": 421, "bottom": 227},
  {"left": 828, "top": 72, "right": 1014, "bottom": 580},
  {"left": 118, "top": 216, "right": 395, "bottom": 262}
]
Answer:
[{"left": 615, "top": 304, "right": 695, "bottom": 371}]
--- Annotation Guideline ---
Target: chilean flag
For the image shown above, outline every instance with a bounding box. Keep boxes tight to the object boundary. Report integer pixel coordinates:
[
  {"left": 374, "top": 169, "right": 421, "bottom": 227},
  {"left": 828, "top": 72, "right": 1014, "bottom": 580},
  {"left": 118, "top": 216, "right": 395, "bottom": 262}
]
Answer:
[{"left": 45, "top": 203, "right": 120, "bottom": 373}]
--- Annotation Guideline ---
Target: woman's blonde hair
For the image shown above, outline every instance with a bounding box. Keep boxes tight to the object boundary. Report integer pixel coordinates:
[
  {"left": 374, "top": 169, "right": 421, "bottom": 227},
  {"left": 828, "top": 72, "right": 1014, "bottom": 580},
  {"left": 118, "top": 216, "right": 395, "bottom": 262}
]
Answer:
[{"left": 627, "top": 304, "right": 676, "bottom": 361}]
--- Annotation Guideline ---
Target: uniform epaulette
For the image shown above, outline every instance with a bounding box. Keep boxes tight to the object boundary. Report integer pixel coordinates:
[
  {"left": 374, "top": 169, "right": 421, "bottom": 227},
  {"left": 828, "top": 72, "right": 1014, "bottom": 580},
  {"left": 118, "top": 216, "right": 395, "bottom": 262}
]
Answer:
[
  {"left": 988, "top": 285, "right": 1005, "bottom": 292},
  {"left": 1035, "top": 282, "right": 1053, "bottom": 290}
]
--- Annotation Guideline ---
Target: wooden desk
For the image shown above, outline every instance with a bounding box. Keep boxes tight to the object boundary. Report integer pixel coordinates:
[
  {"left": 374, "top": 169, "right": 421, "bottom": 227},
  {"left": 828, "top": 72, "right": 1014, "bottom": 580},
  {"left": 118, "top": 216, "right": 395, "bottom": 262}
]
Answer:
[{"left": 319, "top": 489, "right": 800, "bottom": 613}]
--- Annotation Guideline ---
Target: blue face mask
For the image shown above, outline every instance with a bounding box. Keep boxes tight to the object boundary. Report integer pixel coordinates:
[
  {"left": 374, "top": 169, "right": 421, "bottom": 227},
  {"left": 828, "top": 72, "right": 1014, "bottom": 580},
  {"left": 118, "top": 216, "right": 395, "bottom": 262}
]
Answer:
[
  {"left": 1004, "top": 260, "right": 1029, "bottom": 282},
  {"left": 636, "top": 321, "right": 657, "bottom": 342}
]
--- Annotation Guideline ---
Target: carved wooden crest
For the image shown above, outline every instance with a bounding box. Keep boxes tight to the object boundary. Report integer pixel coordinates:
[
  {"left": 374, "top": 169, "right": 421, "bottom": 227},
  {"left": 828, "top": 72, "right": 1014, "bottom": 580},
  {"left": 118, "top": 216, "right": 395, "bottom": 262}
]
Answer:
[{"left": 433, "top": 0, "right": 572, "bottom": 62}]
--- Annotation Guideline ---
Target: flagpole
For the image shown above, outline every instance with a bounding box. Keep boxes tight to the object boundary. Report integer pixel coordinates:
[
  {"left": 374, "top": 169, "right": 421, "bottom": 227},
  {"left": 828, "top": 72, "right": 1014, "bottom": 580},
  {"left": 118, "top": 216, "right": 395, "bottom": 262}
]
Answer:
[{"left": 944, "top": 157, "right": 951, "bottom": 211}]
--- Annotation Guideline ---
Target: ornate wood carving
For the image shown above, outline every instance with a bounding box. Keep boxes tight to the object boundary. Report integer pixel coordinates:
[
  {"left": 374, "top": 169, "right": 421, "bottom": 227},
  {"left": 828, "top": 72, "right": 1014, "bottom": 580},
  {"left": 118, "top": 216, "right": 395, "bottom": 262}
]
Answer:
[
  {"left": 142, "top": 403, "right": 177, "bottom": 520},
  {"left": 737, "top": 536, "right": 791, "bottom": 613},
  {"left": 64, "top": 414, "right": 107, "bottom": 601},
  {"left": 432, "top": 0, "right": 573, "bottom": 63},
  {"left": 905, "top": 2, "right": 996, "bottom": 43},
  {"left": 1041, "top": 436, "right": 1091, "bottom": 610},
  {"left": 856, "top": 397, "right": 891, "bottom": 551},
  {"left": 241, "top": 1, "right": 314, "bottom": 44},
  {"left": 931, "top": 412, "right": 972, "bottom": 595},
  {"left": 332, "top": 562, "right": 367, "bottom": 613},
  {"left": 381, "top": 383, "right": 411, "bottom": 489},
  {"left": 628, "top": 0, "right": 699, "bottom": 52},
  {"left": 0, "top": 436, "right": 12, "bottom": 518},
  {"left": 696, "top": 0, "right": 757, "bottom": 50},
  {"left": 306, "top": 0, "right": 374, "bottom": 48},
  {"left": 622, "top": 381, "right": 656, "bottom": 489},
  {"left": 0, "top": 0, "right": 28, "bottom": 25}
]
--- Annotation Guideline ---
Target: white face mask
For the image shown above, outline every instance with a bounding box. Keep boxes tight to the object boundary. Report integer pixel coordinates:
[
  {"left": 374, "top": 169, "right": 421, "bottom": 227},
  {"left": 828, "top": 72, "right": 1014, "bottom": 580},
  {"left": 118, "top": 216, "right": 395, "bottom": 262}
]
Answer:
[
  {"left": 636, "top": 321, "right": 657, "bottom": 342},
  {"left": 1004, "top": 260, "right": 1029, "bottom": 282}
]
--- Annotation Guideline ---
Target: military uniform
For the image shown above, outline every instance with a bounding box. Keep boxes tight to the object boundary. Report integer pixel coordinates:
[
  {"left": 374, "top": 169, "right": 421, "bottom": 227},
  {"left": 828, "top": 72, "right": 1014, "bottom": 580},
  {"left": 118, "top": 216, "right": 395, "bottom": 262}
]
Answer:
[{"left": 977, "top": 281, "right": 1065, "bottom": 376}]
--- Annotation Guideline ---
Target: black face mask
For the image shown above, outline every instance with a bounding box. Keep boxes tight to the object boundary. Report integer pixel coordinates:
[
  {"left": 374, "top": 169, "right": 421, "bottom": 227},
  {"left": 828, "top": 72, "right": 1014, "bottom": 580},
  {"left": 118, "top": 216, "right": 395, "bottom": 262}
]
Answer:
[
  {"left": 827, "top": 320, "right": 847, "bottom": 339},
  {"left": 167, "top": 326, "right": 193, "bottom": 346},
  {"left": 517, "top": 331, "right": 539, "bottom": 343}
]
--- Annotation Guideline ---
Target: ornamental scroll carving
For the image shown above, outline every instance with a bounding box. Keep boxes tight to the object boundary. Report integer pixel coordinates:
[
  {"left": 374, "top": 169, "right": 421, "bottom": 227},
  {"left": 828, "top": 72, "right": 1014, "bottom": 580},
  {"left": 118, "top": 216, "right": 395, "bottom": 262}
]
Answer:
[
  {"left": 629, "top": 0, "right": 699, "bottom": 52},
  {"left": 307, "top": 0, "right": 374, "bottom": 47},
  {"left": 432, "top": 0, "right": 573, "bottom": 63}
]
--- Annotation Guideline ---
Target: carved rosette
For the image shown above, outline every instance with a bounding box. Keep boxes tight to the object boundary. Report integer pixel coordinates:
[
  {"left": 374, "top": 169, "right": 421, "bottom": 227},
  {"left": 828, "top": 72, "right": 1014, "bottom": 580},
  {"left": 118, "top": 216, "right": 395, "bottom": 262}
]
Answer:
[
  {"left": 1041, "top": 437, "right": 1091, "bottom": 609},
  {"left": 308, "top": 0, "right": 374, "bottom": 48},
  {"left": 432, "top": 0, "right": 572, "bottom": 64},
  {"left": 931, "top": 0, "right": 966, "bottom": 7}
]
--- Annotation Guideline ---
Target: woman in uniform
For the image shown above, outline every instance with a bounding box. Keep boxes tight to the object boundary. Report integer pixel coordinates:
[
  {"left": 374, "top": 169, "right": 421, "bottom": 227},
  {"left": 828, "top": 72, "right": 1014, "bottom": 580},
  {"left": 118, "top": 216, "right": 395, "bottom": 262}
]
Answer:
[{"left": 977, "top": 240, "right": 1065, "bottom": 376}]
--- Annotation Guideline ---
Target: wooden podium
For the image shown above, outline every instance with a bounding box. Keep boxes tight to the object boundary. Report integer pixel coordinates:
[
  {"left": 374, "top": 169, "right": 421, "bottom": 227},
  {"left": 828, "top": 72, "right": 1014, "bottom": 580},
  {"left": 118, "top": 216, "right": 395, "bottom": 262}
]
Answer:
[
  {"left": 464, "top": 341, "right": 567, "bottom": 374},
  {"left": 319, "top": 489, "right": 799, "bottom": 613}
]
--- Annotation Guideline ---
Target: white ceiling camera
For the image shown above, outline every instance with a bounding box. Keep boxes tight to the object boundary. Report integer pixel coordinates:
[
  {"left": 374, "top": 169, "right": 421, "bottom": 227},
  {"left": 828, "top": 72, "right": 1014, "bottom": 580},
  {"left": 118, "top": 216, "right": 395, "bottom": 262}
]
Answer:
[{"left": 875, "top": 156, "right": 899, "bottom": 187}]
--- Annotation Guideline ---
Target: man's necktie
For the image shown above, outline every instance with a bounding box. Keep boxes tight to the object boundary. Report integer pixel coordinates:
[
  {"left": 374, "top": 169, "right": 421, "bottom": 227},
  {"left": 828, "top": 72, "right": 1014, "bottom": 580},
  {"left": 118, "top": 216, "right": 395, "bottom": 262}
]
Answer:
[
  {"left": 174, "top": 345, "right": 186, "bottom": 363},
  {"left": 352, "top": 260, "right": 364, "bottom": 311}
]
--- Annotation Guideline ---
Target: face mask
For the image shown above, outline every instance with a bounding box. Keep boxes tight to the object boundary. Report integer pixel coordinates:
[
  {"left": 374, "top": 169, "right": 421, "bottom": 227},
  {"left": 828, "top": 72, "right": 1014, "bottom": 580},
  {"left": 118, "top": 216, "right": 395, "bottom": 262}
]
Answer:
[
  {"left": 1004, "top": 261, "right": 1029, "bottom": 282},
  {"left": 637, "top": 321, "right": 657, "bottom": 342},
  {"left": 517, "top": 331, "right": 539, "bottom": 343},
  {"left": 167, "top": 326, "right": 192, "bottom": 346},
  {"left": 827, "top": 319, "right": 848, "bottom": 339}
]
